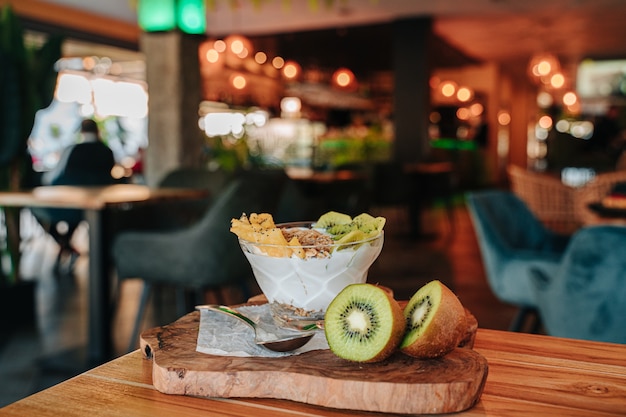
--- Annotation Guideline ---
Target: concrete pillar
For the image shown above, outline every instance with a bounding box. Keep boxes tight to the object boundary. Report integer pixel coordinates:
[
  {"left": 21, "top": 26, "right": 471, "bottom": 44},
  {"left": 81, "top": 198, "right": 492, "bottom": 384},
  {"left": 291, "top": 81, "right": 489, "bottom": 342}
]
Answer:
[
  {"left": 140, "top": 31, "right": 205, "bottom": 186},
  {"left": 392, "top": 17, "right": 433, "bottom": 164}
]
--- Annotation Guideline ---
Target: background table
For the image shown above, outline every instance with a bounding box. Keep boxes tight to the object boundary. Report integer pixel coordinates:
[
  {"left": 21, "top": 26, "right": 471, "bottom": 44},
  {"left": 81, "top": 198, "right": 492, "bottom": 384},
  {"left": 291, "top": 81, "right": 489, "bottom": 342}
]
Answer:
[
  {"left": 404, "top": 161, "right": 456, "bottom": 238},
  {"left": 0, "top": 184, "right": 209, "bottom": 365},
  {"left": 1, "top": 328, "right": 624, "bottom": 416},
  {"left": 587, "top": 202, "right": 626, "bottom": 225}
]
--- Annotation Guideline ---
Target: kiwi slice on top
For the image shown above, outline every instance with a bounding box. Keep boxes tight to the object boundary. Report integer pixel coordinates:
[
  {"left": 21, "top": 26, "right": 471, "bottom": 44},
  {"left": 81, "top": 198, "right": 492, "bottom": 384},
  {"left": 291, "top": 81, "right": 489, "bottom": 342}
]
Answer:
[
  {"left": 327, "top": 222, "right": 357, "bottom": 238},
  {"left": 400, "top": 280, "right": 466, "bottom": 359},
  {"left": 325, "top": 284, "right": 405, "bottom": 363},
  {"left": 315, "top": 211, "right": 352, "bottom": 229}
]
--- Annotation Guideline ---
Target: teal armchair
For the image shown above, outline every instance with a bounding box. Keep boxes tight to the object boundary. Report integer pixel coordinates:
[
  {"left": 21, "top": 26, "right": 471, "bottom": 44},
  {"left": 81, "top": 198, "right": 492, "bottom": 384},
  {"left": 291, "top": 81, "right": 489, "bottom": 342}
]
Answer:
[
  {"left": 466, "top": 190, "right": 570, "bottom": 331},
  {"left": 530, "top": 225, "right": 626, "bottom": 344}
]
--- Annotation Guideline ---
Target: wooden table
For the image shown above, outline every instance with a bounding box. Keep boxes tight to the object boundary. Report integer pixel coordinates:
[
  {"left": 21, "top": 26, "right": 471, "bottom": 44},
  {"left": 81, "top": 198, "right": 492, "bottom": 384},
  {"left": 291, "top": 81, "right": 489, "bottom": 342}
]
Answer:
[
  {"left": 586, "top": 202, "right": 626, "bottom": 226},
  {"left": 1, "top": 328, "right": 624, "bottom": 416},
  {"left": 0, "top": 184, "right": 208, "bottom": 365}
]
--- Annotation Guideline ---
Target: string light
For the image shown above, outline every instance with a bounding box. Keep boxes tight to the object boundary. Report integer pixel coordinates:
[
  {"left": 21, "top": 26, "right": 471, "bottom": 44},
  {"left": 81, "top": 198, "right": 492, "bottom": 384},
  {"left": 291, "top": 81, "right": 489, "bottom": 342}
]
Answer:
[
  {"left": 230, "top": 74, "right": 247, "bottom": 90},
  {"left": 456, "top": 87, "right": 473, "bottom": 102},
  {"left": 563, "top": 91, "right": 578, "bottom": 106},
  {"left": 440, "top": 81, "right": 457, "bottom": 98},
  {"left": 282, "top": 61, "right": 301, "bottom": 80},
  {"left": 332, "top": 67, "right": 356, "bottom": 89},
  {"left": 197, "top": 38, "right": 377, "bottom": 99},
  {"left": 550, "top": 73, "right": 565, "bottom": 89}
]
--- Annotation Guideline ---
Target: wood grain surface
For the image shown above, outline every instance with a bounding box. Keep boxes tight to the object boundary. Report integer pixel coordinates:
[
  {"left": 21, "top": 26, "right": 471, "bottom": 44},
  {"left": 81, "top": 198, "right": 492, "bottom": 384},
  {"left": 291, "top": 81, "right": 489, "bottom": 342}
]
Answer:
[
  {"left": 140, "top": 311, "right": 488, "bottom": 414},
  {"left": 2, "top": 328, "right": 626, "bottom": 416}
]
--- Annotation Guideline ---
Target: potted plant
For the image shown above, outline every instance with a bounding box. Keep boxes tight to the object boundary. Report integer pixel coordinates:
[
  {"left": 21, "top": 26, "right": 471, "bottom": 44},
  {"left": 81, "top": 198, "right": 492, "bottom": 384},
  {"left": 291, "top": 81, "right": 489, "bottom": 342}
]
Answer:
[{"left": 0, "top": 5, "right": 62, "bottom": 328}]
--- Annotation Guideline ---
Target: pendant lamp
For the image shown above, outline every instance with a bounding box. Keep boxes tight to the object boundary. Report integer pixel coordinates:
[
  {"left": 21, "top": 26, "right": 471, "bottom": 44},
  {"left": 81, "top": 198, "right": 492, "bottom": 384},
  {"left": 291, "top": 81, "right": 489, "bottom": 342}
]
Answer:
[
  {"left": 177, "top": 0, "right": 206, "bottom": 34},
  {"left": 137, "top": 0, "right": 206, "bottom": 35}
]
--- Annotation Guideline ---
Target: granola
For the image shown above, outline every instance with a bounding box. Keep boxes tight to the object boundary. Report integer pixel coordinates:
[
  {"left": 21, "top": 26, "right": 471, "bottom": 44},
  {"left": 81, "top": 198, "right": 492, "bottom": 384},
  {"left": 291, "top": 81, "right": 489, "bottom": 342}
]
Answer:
[{"left": 281, "top": 227, "right": 334, "bottom": 258}]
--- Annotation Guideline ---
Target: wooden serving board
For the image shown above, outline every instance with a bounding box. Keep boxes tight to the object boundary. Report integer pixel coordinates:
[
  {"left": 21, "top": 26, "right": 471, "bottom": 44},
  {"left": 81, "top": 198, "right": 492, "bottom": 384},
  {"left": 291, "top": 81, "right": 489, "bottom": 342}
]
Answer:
[{"left": 140, "top": 311, "right": 488, "bottom": 415}]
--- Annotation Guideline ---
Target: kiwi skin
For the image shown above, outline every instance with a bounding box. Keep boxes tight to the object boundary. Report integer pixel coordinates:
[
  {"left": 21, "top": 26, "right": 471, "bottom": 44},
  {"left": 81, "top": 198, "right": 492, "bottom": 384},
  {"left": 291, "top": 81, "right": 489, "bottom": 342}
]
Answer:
[
  {"left": 400, "top": 280, "right": 466, "bottom": 359},
  {"left": 325, "top": 284, "right": 405, "bottom": 363}
]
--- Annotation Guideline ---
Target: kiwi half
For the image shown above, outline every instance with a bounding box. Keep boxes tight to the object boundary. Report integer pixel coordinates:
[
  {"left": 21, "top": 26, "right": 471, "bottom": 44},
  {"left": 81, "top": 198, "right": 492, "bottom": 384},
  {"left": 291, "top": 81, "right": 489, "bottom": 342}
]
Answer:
[
  {"left": 325, "top": 284, "right": 404, "bottom": 363},
  {"left": 400, "top": 280, "right": 466, "bottom": 359}
]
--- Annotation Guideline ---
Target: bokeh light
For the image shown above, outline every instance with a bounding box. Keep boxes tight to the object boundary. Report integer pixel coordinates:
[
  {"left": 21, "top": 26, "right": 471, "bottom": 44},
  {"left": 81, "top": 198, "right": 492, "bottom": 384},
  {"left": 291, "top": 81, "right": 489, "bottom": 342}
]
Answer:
[
  {"left": 538, "top": 115, "right": 553, "bottom": 129},
  {"left": 254, "top": 51, "right": 267, "bottom": 64},
  {"left": 272, "top": 56, "right": 285, "bottom": 69},
  {"left": 563, "top": 91, "right": 578, "bottom": 106},
  {"left": 231, "top": 74, "right": 247, "bottom": 90},
  {"left": 440, "top": 81, "right": 457, "bottom": 97},
  {"left": 205, "top": 48, "right": 219, "bottom": 63},
  {"left": 497, "top": 111, "right": 511, "bottom": 126}
]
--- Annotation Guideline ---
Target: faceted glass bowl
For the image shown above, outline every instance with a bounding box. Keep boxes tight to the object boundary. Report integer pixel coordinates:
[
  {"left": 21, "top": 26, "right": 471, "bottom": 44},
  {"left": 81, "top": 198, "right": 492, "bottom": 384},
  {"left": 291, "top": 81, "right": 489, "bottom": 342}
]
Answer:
[{"left": 238, "top": 221, "right": 384, "bottom": 329}]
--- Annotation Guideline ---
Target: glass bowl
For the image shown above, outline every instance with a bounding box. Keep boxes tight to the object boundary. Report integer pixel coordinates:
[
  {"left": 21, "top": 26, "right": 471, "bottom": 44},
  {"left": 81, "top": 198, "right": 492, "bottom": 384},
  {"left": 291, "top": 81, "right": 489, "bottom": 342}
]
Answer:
[{"left": 238, "top": 221, "right": 384, "bottom": 329}]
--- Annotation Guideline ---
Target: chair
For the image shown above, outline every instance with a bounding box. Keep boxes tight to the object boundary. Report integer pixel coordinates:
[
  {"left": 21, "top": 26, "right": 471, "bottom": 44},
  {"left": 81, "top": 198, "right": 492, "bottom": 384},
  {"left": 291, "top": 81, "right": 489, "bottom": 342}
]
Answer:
[
  {"left": 156, "top": 167, "right": 232, "bottom": 228},
  {"left": 529, "top": 225, "right": 626, "bottom": 344},
  {"left": 112, "top": 167, "right": 232, "bottom": 233},
  {"left": 507, "top": 164, "right": 626, "bottom": 233},
  {"left": 507, "top": 164, "right": 580, "bottom": 234},
  {"left": 112, "top": 168, "right": 288, "bottom": 351},
  {"left": 465, "top": 190, "right": 570, "bottom": 331}
]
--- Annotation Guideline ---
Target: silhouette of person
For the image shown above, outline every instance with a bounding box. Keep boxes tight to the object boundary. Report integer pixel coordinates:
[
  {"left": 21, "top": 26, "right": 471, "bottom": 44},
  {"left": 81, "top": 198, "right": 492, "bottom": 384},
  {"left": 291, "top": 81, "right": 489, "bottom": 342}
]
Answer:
[{"left": 42, "top": 119, "right": 115, "bottom": 186}]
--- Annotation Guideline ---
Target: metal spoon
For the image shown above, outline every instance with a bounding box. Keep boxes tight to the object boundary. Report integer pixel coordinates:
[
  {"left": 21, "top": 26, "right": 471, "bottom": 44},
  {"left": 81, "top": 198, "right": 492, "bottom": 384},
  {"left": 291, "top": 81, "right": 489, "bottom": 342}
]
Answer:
[{"left": 195, "top": 304, "right": 316, "bottom": 352}]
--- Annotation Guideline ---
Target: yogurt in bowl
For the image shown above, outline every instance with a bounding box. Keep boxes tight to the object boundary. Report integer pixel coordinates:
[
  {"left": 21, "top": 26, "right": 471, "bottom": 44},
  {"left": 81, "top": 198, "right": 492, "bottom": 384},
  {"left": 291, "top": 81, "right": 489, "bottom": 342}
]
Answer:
[{"left": 234, "top": 216, "right": 385, "bottom": 330}]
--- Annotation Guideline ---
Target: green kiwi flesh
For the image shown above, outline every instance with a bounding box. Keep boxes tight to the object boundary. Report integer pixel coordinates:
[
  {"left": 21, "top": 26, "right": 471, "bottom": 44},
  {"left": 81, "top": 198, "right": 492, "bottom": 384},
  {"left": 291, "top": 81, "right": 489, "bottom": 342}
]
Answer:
[
  {"left": 315, "top": 211, "right": 386, "bottom": 240},
  {"left": 325, "top": 284, "right": 404, "bottom": 363},
  {"left": 315, "top": 211, "right": 352, "bottom": 229},
  {"left": 327, "top": 222, "right": 357, "bottom": 237},
  {"left": 400, "top": 280, "right": 466, "bottom": 359}
]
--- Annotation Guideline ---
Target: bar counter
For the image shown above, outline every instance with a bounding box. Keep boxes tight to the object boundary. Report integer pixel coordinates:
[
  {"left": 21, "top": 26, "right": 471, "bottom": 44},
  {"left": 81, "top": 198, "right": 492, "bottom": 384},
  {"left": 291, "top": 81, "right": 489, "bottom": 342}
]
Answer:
[{"left": 1, "top": 328, "right": 624, "bottom": 416}]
